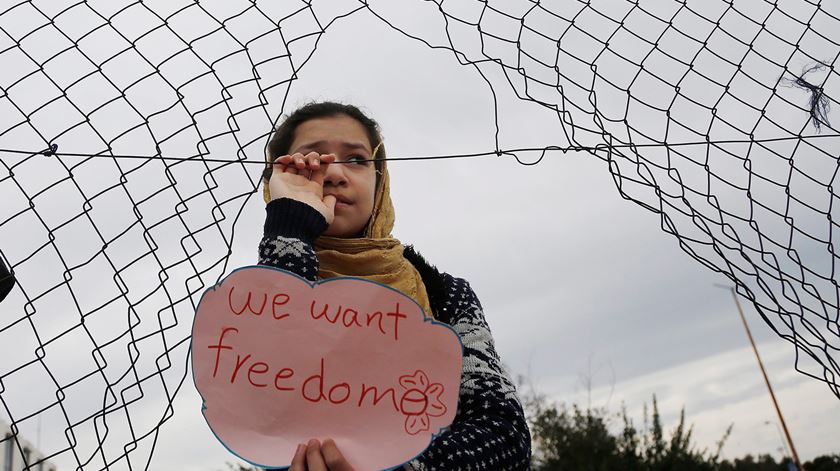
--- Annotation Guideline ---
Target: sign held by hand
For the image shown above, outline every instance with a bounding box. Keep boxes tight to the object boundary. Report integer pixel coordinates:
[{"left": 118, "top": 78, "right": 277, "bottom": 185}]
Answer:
[{"left": 191, "top": 266, "right": 463, "bottom": 470}]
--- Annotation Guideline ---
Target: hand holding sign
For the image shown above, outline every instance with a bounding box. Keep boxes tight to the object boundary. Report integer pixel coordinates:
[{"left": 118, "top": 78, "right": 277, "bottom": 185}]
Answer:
[
  {"left": 290, "top": 439, "right": 355, "bottom": 471},
  {"left": 191, "top": 266, "right": 463, "bottom": 470}
]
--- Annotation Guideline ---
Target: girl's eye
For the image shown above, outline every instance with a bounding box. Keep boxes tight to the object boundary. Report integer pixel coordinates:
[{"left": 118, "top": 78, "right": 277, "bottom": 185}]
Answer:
[{"left": 347, "top": 155, "right": 370, "bottom": 165}]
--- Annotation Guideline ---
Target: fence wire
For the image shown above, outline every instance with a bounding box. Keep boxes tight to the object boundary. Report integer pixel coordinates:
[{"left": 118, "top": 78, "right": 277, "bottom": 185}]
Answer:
[{"left": 0, "top": 0, "right": 838, "bottom": 469}]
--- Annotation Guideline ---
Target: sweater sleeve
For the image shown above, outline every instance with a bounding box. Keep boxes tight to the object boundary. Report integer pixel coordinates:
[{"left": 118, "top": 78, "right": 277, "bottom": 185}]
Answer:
[
  {"left": 257, "top": 198, "right": 327, "bottom": 282},
  {"left": 405, "top": 276, "right": 532, "bottom": 471}
]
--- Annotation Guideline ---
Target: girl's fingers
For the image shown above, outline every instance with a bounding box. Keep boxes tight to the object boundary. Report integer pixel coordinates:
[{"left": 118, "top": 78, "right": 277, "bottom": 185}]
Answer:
[
  {"left": 289, "top": 152, "right": 306, "bottom": 169},
  {"left": 304, "top": 152, "right": 321, "bottom": 180},
  {"left": 305, "top": 439, "right": 328, "bottom": 471},
  {"left": 274, "top": 154, "right": 332, "bottom": 164},
  {"left": 271, "top": 155, "right": 293, "bottom": 175},
  {"left": 321, "top": 439, "right": 355, "bottom": 471},
  {"left": 304, "top": 152, "right": 321, "bottom": 170},
  {"left": 270, "top": 155, "right": 289, "bottom": 176},
  {"left": 308, "top": 154, "right": 335, "bottom": 183},
  {"left": 322, "top": 194, "right": 337, "bottom": 215},
  {"left": 289, "top": 443, "right": 307, "bottom": 471},
  {"left": 273, "top": 153, "right": 336, "bottom": 180},
  {"left": 310, "top": 171, "right": 323, "bottom": 186},
  {"left": 310, "top": 161, "right": 329, "bottom": 186}
]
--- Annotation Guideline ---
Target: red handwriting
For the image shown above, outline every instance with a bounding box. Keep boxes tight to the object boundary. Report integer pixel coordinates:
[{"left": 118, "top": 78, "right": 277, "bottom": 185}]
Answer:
[
  {"left": 207, "top": 326, "right": 410, "bottom": 412},
  {"left": 272, "top": 293, "right": 291, "bottom": 320},
  {"left": 274, "top": 367, "right": 294, "bottom": 391},
  {"left": 207, "top": 327, "right": 237, "bottom": 377},
  {"left": 207, "top": 326, "right": 297, "bottom": 391},
  {"left": 299, "top": 357, "right": 402, "bottom": 410},
  {"left": 225, "top": 287, "right": 411, "bottom": 339},
  {"left": 303, "top": 358, "right": 352, "bottom": 405},
  {"left": 309, "top": 300, "right": 407, "bottom": 341},
  {"left": 358, "top": 383, "right": 398, "bottom": 410},
  {"left": 227, "top": 286, "right": 291, "bottom": 320}
]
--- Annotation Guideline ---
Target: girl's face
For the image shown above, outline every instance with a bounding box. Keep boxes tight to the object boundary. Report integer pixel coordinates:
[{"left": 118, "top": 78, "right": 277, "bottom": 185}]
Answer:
[{"left": 289, "top": 114, "right": 377, "bottom": 237}]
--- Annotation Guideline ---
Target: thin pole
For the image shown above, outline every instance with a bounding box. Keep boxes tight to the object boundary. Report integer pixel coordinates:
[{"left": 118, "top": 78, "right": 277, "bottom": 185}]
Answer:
[{"left": 729, "top": 288, "right": 803, "bottom": 471}]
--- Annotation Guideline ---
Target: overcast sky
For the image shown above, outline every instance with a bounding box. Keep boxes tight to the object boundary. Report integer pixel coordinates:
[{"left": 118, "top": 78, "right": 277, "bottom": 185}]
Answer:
[{"left": 1, "top": 0, "right": 838, "bottom": 470}]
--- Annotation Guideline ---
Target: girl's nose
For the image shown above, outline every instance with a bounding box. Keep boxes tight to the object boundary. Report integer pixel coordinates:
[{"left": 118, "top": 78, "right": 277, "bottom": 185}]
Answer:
[{"left": 323, "top": 161, "right": 347, "bottom": 187}]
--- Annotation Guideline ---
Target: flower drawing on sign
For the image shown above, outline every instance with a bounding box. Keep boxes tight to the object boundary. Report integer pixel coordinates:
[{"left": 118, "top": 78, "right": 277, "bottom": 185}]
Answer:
[{"left": 398, "top": 370, "right": 447, "bottom": 435}]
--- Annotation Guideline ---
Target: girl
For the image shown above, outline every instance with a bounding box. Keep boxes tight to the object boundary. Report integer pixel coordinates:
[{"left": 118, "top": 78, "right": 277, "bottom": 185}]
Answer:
[{"left": 259, "top": 102, "right": 530, "bottom": 470}]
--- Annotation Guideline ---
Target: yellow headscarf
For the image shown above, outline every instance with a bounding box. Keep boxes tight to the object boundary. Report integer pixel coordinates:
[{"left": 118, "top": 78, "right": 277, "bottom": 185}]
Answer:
[{"left": 263, "top": 149, "right": 432, "bottom": 317}]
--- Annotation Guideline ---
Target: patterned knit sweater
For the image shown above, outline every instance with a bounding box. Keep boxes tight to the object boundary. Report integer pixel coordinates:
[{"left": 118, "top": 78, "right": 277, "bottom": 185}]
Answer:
[{"left": 258, "top": 199, "right": 531, "bottom": 470}]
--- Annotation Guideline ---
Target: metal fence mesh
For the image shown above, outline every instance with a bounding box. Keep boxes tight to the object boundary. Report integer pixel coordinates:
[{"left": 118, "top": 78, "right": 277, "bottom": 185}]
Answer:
[{"left": 0, "top": 0, "right": 837, "bottom": 469}]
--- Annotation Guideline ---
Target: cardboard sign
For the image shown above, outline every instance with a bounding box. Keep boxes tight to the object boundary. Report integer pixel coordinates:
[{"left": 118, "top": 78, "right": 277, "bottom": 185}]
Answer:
[{"left": 191, "top": 266, "right": 463, "bottom": 470}]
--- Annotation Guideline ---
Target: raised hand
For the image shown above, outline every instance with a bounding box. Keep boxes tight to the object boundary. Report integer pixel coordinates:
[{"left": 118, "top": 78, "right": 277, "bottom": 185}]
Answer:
[{"left": 268, "top": 152, "right": 338, "bottom": 223}]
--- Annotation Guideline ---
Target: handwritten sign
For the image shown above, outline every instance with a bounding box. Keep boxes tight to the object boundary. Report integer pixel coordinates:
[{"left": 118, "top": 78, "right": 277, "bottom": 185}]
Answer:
[{"left": 191, "top": 266, "right": 463, "bottom": 470}]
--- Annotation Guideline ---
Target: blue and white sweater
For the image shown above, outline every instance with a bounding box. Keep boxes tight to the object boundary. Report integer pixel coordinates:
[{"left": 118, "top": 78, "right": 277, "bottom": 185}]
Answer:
[{"left": 258, "top": 198, "right": 531, "bottom": 470}]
